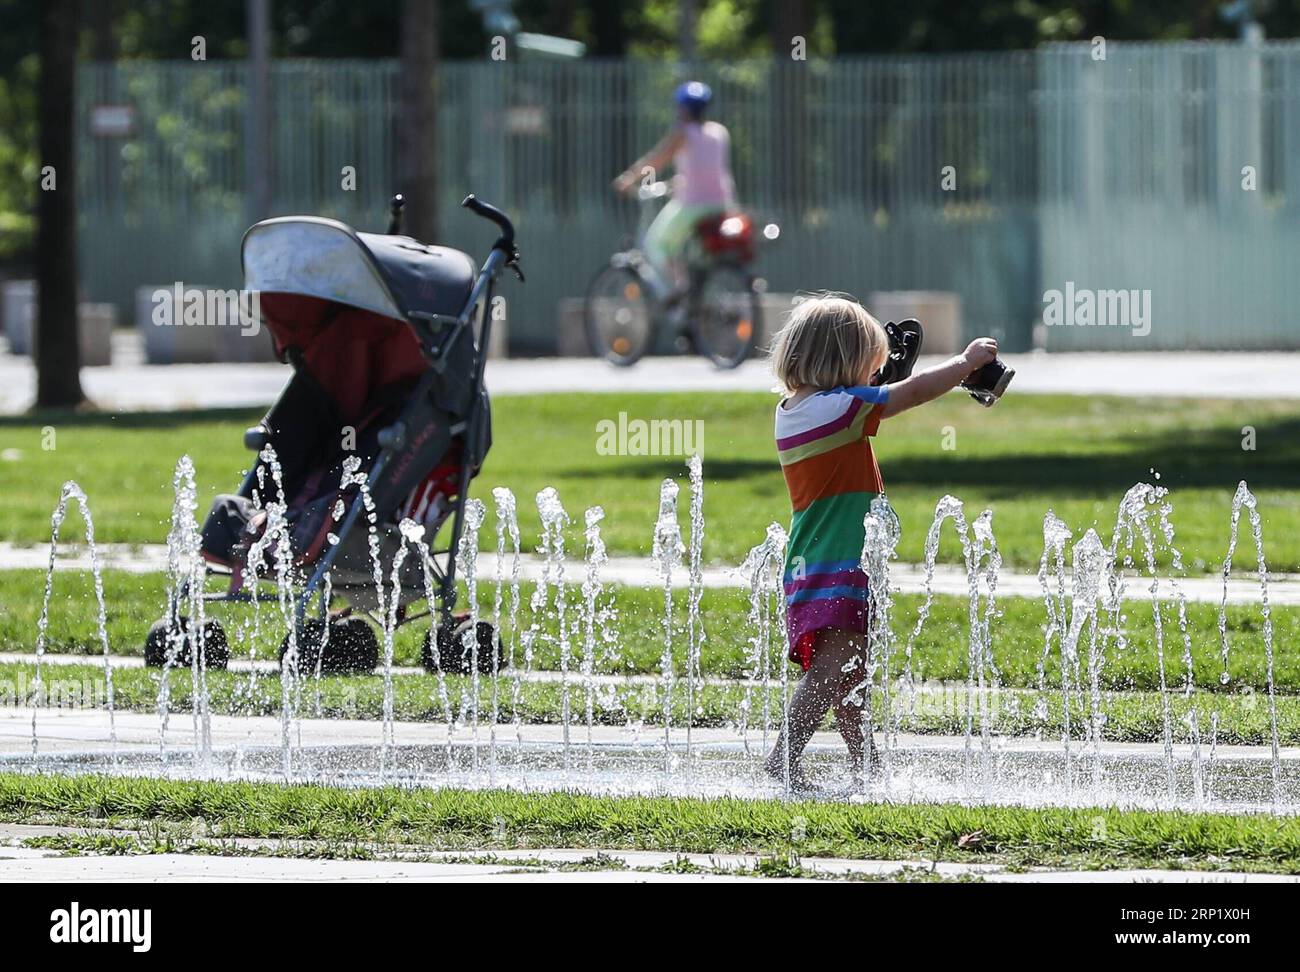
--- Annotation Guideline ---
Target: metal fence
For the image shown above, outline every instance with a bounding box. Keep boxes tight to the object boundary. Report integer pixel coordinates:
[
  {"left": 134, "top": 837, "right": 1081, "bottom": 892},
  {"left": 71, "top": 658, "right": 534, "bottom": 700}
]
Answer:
[{"left": 76, "top": 43, "right": 1300, "bottom": 354}]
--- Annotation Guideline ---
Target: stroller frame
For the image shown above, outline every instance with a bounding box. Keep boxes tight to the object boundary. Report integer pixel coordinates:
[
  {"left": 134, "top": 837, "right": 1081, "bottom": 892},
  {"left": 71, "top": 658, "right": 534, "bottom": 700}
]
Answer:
[{"left": 177, "top": 195, "right": 522, "bottom": 662}]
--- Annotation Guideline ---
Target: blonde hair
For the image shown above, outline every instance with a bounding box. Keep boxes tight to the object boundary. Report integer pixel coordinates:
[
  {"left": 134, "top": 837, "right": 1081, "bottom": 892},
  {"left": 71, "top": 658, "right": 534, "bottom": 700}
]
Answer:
[{"left": 769, "top": 294, "right": 889, "bottom": 395}]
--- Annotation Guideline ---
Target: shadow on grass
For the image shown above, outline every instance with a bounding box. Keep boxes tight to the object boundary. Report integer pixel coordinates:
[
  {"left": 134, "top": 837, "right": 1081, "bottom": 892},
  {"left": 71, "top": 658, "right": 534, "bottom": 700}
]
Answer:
[
  {"left": 0, "top": 407, "right": 265, "bottom": 430},
  {"left": 555, "top": 416, "right": 1300, "bottom": 496}
]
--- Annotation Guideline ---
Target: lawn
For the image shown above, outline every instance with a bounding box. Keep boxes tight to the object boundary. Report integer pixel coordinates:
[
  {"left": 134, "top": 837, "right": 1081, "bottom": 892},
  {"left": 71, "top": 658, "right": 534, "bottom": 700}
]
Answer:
[
  {"left": 2, "top": 564, "right": 1296, "bottom": 746},
  {"left": 2, "top": 774, "right": 1298, "bottom": 872},
  {"left": 1, "top": 392, "right": 1297, "bottom": 570},
  {"left": 2, "top": 567, "right": 1296, "bottom": 691},
  {"left": 5, "top": 659, "right": 1298, "bottom": 745}
]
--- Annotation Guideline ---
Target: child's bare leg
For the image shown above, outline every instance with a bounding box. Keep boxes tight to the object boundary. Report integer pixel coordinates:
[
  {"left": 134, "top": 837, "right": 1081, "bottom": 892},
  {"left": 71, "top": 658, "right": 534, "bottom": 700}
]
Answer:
[
  {"left": 834, "top": 690, "right": 867, "bottom": 770},
  {"left": 833, "top": 637, "right": 875, "bottom": 775},
  {"left": 766, "top": 631, "right": 858, "bottom": 789},
  {"left": 764, "top": 669, "right": 835, "bottom": 790}
]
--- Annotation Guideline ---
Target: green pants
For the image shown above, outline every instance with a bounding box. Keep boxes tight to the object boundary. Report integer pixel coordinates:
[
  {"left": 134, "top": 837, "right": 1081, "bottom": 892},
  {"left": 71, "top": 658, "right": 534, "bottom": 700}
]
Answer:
[{"left": 643, "top": 200, "right": 725, "bottom": 278}]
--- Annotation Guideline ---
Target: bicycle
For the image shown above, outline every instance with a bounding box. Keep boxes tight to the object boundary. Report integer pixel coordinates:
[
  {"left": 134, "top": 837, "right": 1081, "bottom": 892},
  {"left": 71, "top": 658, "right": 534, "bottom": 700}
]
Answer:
[{"left": 584, "top": 181, "right": 770, "bottom": 369}]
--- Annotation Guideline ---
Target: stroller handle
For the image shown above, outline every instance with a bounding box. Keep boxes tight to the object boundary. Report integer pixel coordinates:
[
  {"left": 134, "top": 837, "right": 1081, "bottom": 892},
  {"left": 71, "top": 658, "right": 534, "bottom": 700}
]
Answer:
[
  {"left": 462, "top": 194, "right": 523, "bottom": 281},
  {"left": 462, "top": 194, "right": 514, "bottom": 247}
]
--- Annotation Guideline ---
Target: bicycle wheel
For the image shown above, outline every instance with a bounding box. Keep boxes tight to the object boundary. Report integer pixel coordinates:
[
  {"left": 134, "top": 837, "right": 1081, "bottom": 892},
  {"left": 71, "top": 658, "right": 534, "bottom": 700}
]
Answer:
[
  {"left": 690, "top": 263, "right": 760, "bottom": 369},
  {"left": 585, "top": 263, "right": 655, "bottom": 367}
]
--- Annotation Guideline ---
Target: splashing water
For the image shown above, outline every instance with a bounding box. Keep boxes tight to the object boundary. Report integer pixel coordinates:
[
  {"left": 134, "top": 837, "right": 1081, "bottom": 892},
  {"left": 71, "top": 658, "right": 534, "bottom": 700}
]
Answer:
[
  {"left": 860, "top": 495, "right": 902, "bottom": 789},
  {"left": 15, "top": 464, "right": 1296, "bottom": 815},
  {"left": 651, "top": 478, "right": 685, "bottom": 775},
  {"left": 684, "top": 455, "right": 706, "bottom": 773},
  {"left": 580, "top": 506, "right": 608, "bottom": 770},
  {"left": 1110, "top": 483, "right": 1178, "bottom": 799},
  {"left": 1220, "top": 481, "right": 1281, "bottom": 806},
  {"left": 163, "top": 457, "right": 212, "bottom": 764},
  {"left": 535, "top": 487, "right": 571, "bottom": 771},
  {"left": 737, "top": 523, "right": 785, "bottom": 762},
  {"left": 33, "top": 481, "right": 116, "bottom": 760},
  {"left": 491, "top": 487, "right": 521, "bottom": 774},
  {"left": 455, "top": 499, "right": 487, "bottom": 774},
  {"left": 1035, "top": 511, "right": 1072, "bottom": 725},
  {"left": 410, "top": 528, "right": 455, "bottom": 768},
  {"left": 1061, "top": 529, "right": 1107, "bottom": 793},
  {"left": 491, "top": 488, "right": 522, "bottom": 753},
  {"left": 911, "top": 496, "right": 993, "bottom": 787}
]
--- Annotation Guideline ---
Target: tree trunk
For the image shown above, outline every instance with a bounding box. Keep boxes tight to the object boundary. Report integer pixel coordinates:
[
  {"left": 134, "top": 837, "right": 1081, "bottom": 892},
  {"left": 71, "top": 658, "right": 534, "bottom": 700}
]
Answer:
[
  {"left": 35, "top": 0, "right": 83, "bottom": 409},
  {"left": 679, "top": 0, "right": 697, "bottom": 63},
  {"left": 245, "top": 0, "right": 273, "bottom": 224},
  {"left": 399, "top": 0, "right": 439, "bottom": 243},
  {"left": 89, "top": 0, "right": 116, "bottom": 61},
  {"left": 590, "top": 0, "right": 627, "bottom": 57}
]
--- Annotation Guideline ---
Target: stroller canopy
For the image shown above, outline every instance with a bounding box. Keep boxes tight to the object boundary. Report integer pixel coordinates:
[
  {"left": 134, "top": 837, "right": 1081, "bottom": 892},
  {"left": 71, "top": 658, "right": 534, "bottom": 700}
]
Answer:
[
  {"left": 243, "top": 216, "right": 476, "bottom": 323},
  {"left": 241, "top": 217, "right": 478, "bottom": 422}
]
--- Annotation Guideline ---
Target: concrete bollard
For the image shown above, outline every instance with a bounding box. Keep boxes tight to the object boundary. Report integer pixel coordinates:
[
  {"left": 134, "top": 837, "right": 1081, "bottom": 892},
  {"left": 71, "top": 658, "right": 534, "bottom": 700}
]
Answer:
[
  {"left": 213, "top": 310, "right": 279, "bottom": 363},
  {"left": 135, "top": 285, "right": 220, "bottom": 363},
  {"left": 2, "top": 280, "right": 37, "bottom": 355},
  {"left": 76, "top": 303, "right": 116, "bottom": 367},
  {"left": 6, "top": 290, "right": 114, "bottom": 366},
  {"left": 867, "top": 291, "right": 963, "bottom": 354}
]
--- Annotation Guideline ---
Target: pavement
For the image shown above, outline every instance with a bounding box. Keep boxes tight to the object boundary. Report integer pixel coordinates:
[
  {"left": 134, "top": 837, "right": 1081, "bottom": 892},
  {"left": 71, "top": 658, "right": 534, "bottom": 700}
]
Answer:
[
  {"left": 2, "top": 825, "right": 1294, "bottom": 882},
  {"left": 0, "top": 708, "right": 1296, "bottom": 883},
  {"left": 0, "top": 537, "right": 1284, "bottom": 608},
  {"left": 4, "top": 337, "right": 1300, "bottom": 413},
  {"left": 0, "top": 541, "right": 1294, "bottom": 604},
  {"left": 5, "top": 705, "right": 1294, "bottom": 760}
]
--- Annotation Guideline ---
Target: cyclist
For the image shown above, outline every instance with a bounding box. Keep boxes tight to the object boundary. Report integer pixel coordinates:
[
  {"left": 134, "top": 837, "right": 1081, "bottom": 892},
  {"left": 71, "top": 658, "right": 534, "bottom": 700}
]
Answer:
[{"left": 612, "top": 81, "right": 735, "bottom": 295}]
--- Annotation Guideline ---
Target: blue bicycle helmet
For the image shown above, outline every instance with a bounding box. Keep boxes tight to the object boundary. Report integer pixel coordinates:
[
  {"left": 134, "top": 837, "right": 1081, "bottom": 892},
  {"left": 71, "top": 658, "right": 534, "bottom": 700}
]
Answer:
[{"left": 674, "top": 81, "right": 712, "bottom": 119}]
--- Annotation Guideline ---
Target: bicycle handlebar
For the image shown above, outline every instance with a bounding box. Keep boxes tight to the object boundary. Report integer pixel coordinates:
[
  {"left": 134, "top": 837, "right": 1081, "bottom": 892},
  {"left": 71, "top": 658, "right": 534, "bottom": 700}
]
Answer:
[{"left": 636, "top": 181, "right": 670, "bottom": 202}]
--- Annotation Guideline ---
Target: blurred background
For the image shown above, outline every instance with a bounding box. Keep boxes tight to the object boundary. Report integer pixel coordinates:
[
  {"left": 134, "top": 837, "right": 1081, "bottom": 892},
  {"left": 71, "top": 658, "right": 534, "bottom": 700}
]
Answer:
[{"left": 2, "top": 0, "right": 1299, "bottom": 388}]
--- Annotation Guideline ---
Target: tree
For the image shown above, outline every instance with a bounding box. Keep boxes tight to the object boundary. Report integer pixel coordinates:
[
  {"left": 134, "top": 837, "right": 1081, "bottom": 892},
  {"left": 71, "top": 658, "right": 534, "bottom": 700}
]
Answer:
[
  {"left": 398, "top": 0, "right": 438, "bottom": 243},
  {"left": 588, "top": 0, "right": 629, "bottom": 56},
  {"left": 35, "top": 0, "right": 82, "bottom": 409}
]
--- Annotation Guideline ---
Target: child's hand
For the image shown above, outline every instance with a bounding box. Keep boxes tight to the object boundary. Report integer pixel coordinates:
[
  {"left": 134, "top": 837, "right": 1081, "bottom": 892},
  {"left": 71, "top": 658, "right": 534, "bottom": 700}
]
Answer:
[{"left": 962, "top": 338, "right": 998, "bottom": 372}]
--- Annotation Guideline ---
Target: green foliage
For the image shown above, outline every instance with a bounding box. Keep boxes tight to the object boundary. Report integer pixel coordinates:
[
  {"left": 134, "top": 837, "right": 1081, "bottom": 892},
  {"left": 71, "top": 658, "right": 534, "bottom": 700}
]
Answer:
[{"left": 3, "top": 773, "right": 1298, "bottom": 871}]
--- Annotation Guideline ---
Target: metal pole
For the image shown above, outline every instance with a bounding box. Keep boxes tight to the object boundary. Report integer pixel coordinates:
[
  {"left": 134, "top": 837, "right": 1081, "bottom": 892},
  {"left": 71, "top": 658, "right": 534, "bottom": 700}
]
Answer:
[{"left": 245, "top": 0, "right": 272, "bottom": 224}]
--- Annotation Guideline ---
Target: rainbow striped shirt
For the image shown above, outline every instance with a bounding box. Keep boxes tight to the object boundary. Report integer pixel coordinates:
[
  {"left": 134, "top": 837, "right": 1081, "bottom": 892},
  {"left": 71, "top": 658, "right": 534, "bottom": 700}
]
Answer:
[{"left": 774, "top": 385, "right": 889, "bottom": 661}]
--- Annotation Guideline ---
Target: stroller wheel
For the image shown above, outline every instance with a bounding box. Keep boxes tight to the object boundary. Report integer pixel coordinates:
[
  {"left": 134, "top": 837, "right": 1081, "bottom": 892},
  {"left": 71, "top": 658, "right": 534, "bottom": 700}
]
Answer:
[
  {"left": 144, "top": 617, "right": 230, "bottom": 670},
  {"left": 281, "top": 617, "right": 379, "bottom": 676},
  {"left": 424, "top": 616, "right": 504, "bottom": 675}
]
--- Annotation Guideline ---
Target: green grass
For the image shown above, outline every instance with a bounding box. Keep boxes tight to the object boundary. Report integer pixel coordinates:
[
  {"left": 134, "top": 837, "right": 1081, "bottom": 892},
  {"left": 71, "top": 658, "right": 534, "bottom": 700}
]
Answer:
[
  {"left": 5, "top": 659, "right": 1300, "bottom": 745},
  {"left": 1, "top": 568, "right": 1295, "bottom": 693},
  {"left": 2, "top": 392, "right": 1298, "bottom": 569},
  {"left": 3, "top": 560, "right": 1297, "bottom": 744},
  {"left": 2, "top": 774, "right": 1297, "bottom": 871}
]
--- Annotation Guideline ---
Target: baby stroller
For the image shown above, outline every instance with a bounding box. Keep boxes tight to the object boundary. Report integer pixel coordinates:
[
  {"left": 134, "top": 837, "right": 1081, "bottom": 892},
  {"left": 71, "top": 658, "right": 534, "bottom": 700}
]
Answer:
[{"left": 144, "top": 194, "right": 523, "bottom": 676}]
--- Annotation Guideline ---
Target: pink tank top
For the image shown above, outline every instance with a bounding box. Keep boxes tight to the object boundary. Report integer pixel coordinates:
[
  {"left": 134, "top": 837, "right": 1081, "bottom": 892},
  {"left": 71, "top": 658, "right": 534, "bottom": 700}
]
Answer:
[{"left": 673, "top": 121, "right": 735, "bottom": 207}]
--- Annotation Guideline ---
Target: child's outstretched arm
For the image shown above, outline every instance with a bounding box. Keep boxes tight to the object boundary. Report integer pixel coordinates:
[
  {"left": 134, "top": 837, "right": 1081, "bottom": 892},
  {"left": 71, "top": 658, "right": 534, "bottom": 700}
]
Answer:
[{"left": 880, "top": 338, "right": 998, "bottom": 418}]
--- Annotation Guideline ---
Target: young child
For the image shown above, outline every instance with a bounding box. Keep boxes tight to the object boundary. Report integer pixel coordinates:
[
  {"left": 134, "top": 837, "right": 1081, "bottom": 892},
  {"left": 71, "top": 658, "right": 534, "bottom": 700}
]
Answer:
[{"left": 766, "top": 295, "right": 998, "bottom": 791}]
